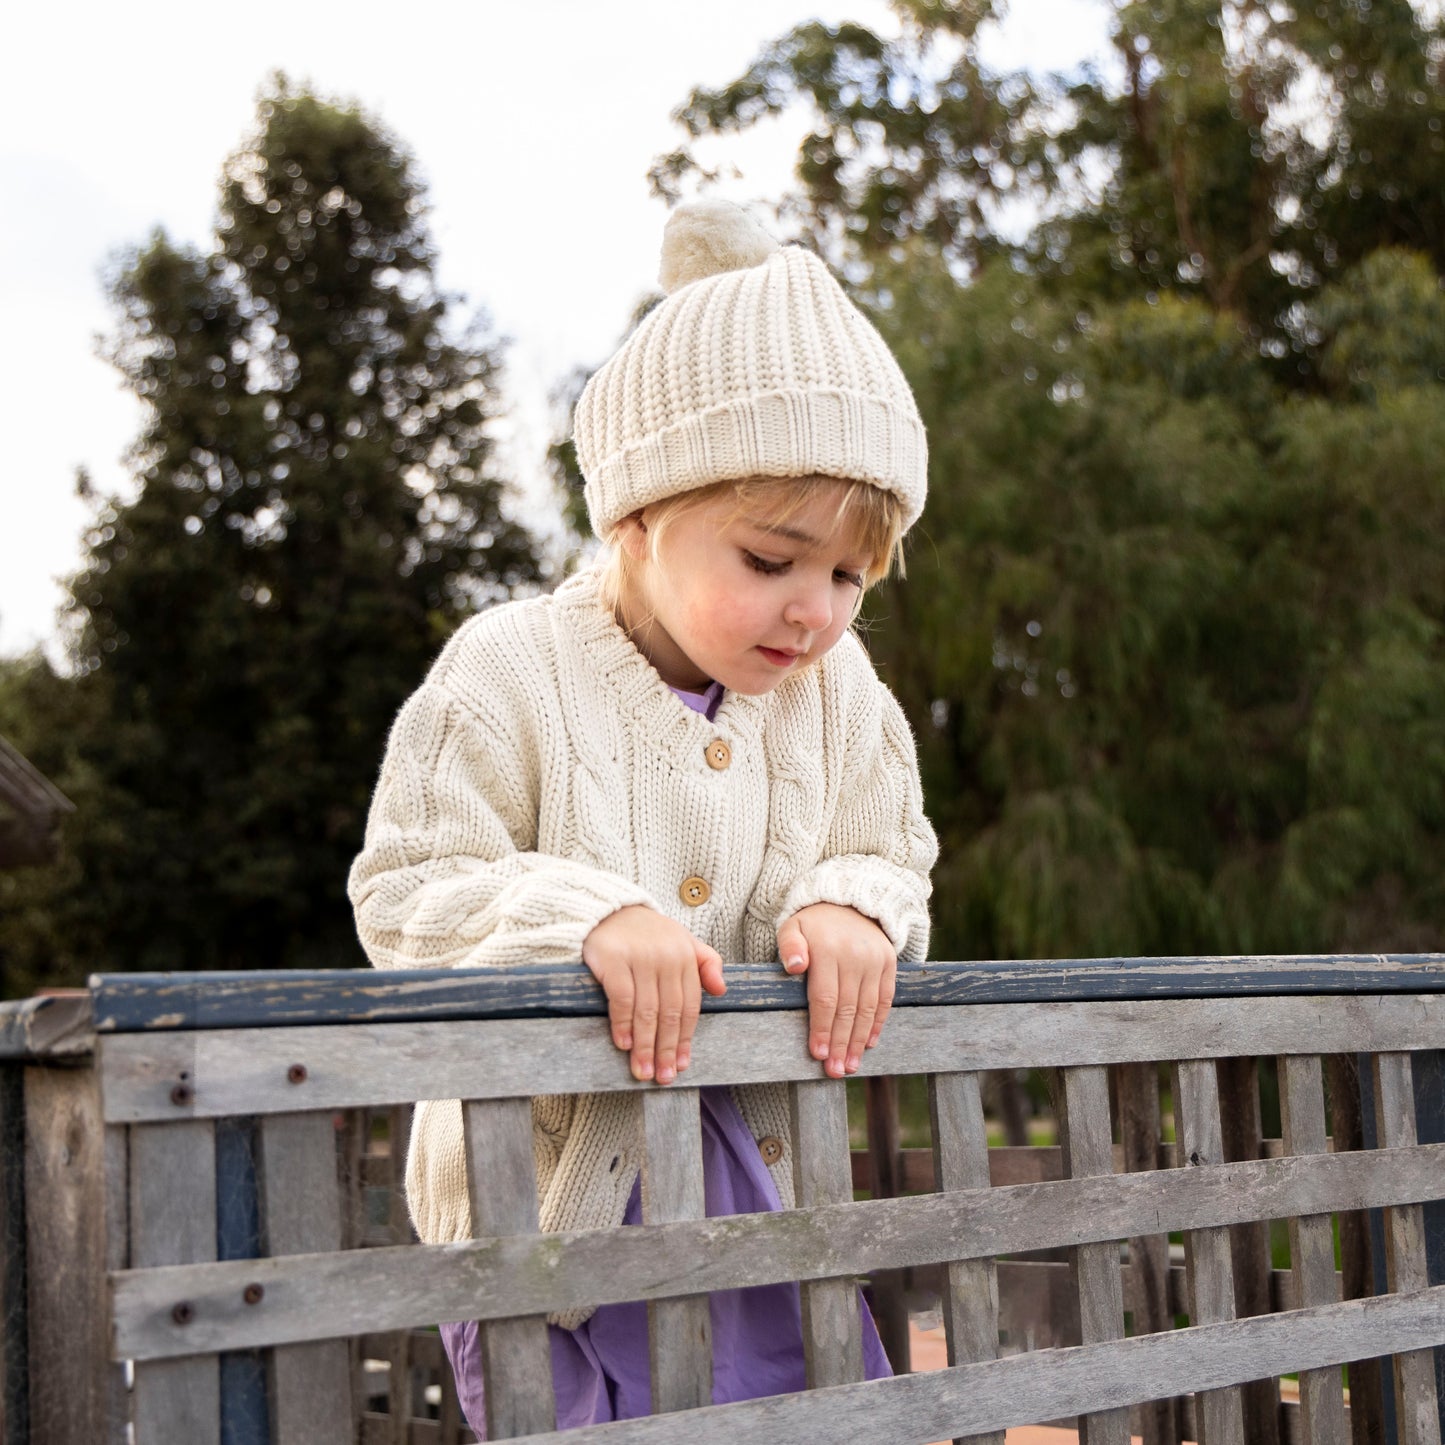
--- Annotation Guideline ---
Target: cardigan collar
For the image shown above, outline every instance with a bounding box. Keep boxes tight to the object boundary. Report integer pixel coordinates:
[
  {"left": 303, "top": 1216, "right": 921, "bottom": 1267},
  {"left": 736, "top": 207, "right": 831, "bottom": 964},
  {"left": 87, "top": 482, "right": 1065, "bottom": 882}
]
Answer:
[{"left": 552, "top": 565, "right": 773, "bottom": 756}]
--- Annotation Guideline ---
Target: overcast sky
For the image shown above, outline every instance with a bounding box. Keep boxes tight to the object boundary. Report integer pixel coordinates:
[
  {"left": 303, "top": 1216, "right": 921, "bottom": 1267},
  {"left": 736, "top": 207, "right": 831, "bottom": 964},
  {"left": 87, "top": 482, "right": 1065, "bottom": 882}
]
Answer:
[{"left": 0, "top": 0, "right": 1112, "bottom": 659}]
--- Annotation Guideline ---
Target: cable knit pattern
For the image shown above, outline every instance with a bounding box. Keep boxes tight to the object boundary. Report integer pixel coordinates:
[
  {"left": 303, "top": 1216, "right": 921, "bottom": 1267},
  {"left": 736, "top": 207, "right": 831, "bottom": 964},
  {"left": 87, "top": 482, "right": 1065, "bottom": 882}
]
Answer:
[{"left": 349, "top": 565, "right": 936, "bottom": 1325}]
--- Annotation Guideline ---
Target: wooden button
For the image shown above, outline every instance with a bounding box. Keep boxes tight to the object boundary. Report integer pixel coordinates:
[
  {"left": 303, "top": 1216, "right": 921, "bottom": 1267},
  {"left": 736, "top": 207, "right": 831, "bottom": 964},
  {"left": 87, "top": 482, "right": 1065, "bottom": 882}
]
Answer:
[
  {"left": 705, "top": 739, "right": 731, "bottom": 771},
  {"left": 679, "top": 876, "right": 710, "bottom": 907},
  {"left": 758, "top": 1136, "right": 784, "bottom": 1166}
]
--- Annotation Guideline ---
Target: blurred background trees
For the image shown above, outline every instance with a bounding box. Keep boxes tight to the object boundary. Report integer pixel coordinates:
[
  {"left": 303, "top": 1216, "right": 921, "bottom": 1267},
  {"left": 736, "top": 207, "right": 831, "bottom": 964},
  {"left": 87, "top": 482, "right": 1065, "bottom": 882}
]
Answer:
[
  {"left": 657, "top": 0, "right": 1445, "bottom": 962},
  {"left": 0, "top": 79, "right": 541, "bottom": 991},
  {"left": 2, "top": 2, "right": 1441, "bottom": 992}
]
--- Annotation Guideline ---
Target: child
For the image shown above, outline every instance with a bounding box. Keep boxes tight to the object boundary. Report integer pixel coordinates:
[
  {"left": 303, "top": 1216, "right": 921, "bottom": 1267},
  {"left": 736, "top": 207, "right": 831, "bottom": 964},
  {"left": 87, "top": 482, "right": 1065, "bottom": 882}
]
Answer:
[{"left": 348, "top": 198, "right": 937, "bottom": 1434}]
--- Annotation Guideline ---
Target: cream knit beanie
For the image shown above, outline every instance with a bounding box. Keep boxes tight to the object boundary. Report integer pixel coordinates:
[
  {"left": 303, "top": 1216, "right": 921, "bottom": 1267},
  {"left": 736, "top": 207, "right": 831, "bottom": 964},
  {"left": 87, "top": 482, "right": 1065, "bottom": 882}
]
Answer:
[{"left": 574, "top": 199, "right": 928, "bottom": 539}]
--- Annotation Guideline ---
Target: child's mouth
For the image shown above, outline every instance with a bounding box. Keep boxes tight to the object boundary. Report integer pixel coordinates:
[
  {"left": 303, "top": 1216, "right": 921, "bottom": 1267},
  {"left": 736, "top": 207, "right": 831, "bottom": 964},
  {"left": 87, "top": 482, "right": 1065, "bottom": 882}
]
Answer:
[{"left": 757, "top": 646, "right": 801, "bottom": 667}]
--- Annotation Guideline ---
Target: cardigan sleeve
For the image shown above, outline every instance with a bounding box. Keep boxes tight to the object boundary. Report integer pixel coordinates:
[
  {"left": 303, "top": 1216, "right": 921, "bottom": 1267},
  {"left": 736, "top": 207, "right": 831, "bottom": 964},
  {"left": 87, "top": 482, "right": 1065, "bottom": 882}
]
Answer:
[
  {"left": 348, "top": 673, "right": 658, "bottom": 971},
  {"left": 773, "top": 655, "right": 938, "bottom": 962}
]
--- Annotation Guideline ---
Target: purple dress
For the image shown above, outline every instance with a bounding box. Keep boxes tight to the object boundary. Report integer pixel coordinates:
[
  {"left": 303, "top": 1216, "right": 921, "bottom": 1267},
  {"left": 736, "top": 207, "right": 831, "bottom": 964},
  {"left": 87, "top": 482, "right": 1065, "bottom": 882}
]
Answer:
[{"left": 438, "top": 681, "right": 891, "bottom": 1436}]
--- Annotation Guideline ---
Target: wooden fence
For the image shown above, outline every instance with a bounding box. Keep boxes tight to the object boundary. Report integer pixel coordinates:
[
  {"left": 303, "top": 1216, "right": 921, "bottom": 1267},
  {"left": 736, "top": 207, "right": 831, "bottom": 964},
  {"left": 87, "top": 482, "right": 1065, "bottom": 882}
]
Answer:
[{"left": 3, "top": 955, "right": 1445, "bottom": 1445}]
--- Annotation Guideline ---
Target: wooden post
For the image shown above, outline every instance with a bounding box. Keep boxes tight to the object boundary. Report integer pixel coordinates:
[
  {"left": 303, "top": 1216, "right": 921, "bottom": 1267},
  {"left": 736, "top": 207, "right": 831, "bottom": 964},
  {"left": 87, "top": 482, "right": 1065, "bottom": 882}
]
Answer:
[
  {"left": 865, "top": 1074, "right": 911, "bottom": 1372},
  {"left": 129, "top": 1118, "right": 222, "bottom": 1444},
  {"left": 929, "top": 1069, "right": 1004, "bottom": 1445},
  {"left": 641, "top": 1087, "right": 713, "bottom": 1413},
  {"left": 1217, "top": 1056, "right": 1282, "bottom": 1445},
  {"left": 791, "top": 1078, "right": 864, "bottom": 1387},
  {"left": 463, "top": 1096, "right": 556, "bottom": 1438},
  {"left": 1116, "top": 1060, "right": 1181, "bottom": 1445},
  {"left": 1278, "top": 1054, "right": 1350, "bottom": 1445},
  {"left": 1, "top": 1061, "right": 29, "bottom": 1445},
  {"left": 257, "top": 1111, "right": 352, "bottom": 1443},
  {"left": 1373, "top": 1053, "right": 1443, "bottom": 1445},
  {"left": 1057, "top": 1065, "right": 1130, "bottom": 1445},
  {"left": 24, "top": 1063, "right": 126, "bottom": 1445},
  {"left": 1172, "top": 1058, "right": 1246, "bottom": 1445},
  {"left": 1328, "top": 1052, "right": 1388, "bottom": 1445}
]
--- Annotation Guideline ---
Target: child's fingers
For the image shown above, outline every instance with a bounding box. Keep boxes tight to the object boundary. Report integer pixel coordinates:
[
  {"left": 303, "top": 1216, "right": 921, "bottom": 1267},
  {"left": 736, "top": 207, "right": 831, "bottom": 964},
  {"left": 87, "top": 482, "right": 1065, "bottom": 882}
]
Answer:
[
  {"left": 601, "top": 967, "right": 635, "bottom": 1053},
  {"left": 777, "top": 917, "right": 810, "bottom": 975},
  {"left": 695, "top": 941, "right": 727, "bottom": 997},
  {"left": 840, "top": 969, "right": 882, "bottom": 1075},
  {"left": 807, "top": 957, "right": 840, "bottom": 1070},
  {"left": 629, "top": 970, "right": 660, "bottom": 1083},
  {"left": 867, "top": 961, "right": 897, "bottom": 1048},
  {"left": 652, "top": 963, "right": 688, "bottom": 1086},
  {"left": 674, "top": 960, "right": 703, "bottom": 1076}
]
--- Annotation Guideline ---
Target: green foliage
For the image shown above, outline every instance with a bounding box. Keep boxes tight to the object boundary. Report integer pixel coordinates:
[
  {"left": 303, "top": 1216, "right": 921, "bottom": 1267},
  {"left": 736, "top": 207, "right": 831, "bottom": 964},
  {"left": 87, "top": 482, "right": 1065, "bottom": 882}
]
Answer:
[
  {"left": 0, "top": 79, "right": 541, "bottom": 994},
  {"left": 857, "top": 252, "right": 1445, "bottom": 960},
  {"left": 654, "top": 2, "right": 1444, "bottom": 961},
  {"left": 659, "top": 0, "right": 1443, "bottom": 360}
]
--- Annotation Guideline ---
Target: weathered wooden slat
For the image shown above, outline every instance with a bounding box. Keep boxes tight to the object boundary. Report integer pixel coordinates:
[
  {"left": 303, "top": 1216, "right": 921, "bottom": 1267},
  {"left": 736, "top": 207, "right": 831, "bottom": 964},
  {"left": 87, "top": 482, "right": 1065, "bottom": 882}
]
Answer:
[
  {"left": 257, "top": 1112, "right": 352, "bottom": 1444},
  {"left": 928, "top": 1069, "right": 1004, "bottom": 1445},
  {"left": 129, "top": 1119, "right": 221, "bottom": 1444},
  {"left": 23, "top": 1066, "right": 122, "bottom": 1445},
  {"left": 1, "top": 1063, "right": 29, "bottom": 1445},
  {"left": 1373, "top": 1053, "right": 1444, "bottom": 1445},
  {"left": 640, "top": 1088, "right": 712, "bottom": 1413},
  {"left": 863, "top": 1074, "right": 910, "bottom": 1371},
  {"left": 790, "top": 1079, "right": 864, "bottom": 1387},
  {"left": 463, "top": 1096, "right": 555, "bottom": 1438},
  {"left": 1058, "top": 1065, "right": 1129, "bottom": 1445},
  {"left": 496, "top": 1287, "right": 1445, "bottom": 1445},
  {"left": 99, "top": 994, "right": 1445, "bottom": 1122},
  {"left": 1174, "top": 1059, "right": 1245, "bottom": 1445},
  {"left": 0, "top": 993, "right": 95, "bottom": 1061},
  {"left": 1279, "top": 1055, "right": 1349, "bottom": 1445},
  {"left": 85, "top": 956, "right": 1445, "bottom": 1033},
  {"left": 1115, "top": 1060, "right": 1180, "bottom": 1445},
  {"left": 110, "top": 1139, "right": 1445, "bottom": 1360},
  {"left": 1216, "top": 1056, "right": 1281, "bottom": 1445}
]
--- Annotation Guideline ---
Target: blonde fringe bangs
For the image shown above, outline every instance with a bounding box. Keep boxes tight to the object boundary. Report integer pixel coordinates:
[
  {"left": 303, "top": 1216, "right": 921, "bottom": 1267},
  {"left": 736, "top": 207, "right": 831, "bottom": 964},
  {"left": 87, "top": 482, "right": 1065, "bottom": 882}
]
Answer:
[{"left": 597, "top": 477, "right": 907, "bottom": 614}]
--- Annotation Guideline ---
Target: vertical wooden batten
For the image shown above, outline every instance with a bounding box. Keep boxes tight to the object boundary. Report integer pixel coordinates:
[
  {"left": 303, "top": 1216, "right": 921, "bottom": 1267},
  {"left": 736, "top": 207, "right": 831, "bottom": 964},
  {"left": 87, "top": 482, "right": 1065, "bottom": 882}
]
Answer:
[
  {"left": 128, "top": 1117, "right": 221, "bottom": 1444},
  {"left": 790, "top": 1077, "right": 864, "bottom": 1387},
  {"left": 463, "top": 1095, "right": 556, "bottom": 1438},
  {"left": 929, "top": 1068, "right": 1004, "bottom": 1445},
  {"left": 640, "top": 1087, "right": 712, "bottom": 1412}
]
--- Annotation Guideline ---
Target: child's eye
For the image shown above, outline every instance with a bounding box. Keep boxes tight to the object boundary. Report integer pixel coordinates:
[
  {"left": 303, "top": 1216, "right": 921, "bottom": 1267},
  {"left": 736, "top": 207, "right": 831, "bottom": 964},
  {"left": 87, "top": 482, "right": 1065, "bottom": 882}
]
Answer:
[
  {"left": 835, "top": 569, "right": 865, "bottom": 590},
  {"left": 742, "top": 551, "right": 789, "bottom": 575}
]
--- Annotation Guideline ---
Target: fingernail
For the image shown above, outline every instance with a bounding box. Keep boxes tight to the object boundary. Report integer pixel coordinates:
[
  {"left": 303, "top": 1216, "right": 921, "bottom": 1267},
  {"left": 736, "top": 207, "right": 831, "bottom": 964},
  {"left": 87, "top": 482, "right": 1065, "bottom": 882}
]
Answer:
[
  {"left": 827, "top": 1058, "right": 845, "bottom": 1078},
  {"left": 845, "top": 1054, "right": 860, "bottom": 1073},
  {"left": 658, "top": 1066, "right": 674, "bottom": 1084},
  {"left": 812, "top": 1041, "right": 828, "bottom": 1060},
  {"left": 784, "top": 956, "right": 805, "bottom": 973},
  {"left": 677, "top": 1051, "right": 690, "bottom": 1071},
  {"left": 637, "top": 1061, "right": 653, "bottom": 1080}
]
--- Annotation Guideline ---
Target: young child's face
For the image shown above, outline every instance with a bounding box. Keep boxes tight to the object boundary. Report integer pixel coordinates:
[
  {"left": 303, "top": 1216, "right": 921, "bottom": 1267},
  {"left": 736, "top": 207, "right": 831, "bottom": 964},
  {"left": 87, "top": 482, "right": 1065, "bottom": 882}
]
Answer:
[{"left": 618, "top": 482, "right": 874, "bottom": 695}]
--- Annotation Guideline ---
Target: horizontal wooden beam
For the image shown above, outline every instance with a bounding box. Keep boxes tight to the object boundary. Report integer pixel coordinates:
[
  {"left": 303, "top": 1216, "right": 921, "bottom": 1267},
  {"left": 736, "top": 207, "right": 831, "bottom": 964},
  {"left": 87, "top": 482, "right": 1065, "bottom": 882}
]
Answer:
[
  {"left": 0, "top": 993, "right": 94, "bottom": 1062},
  {"left": 100, "top": 994, "right": 1445, "bottom": 1123},
  {"left": 504, "top": 1288, "right": 1445, "bottom": 1445},
  {"left": 89, "top": 955, "right": 1445, "bottom": 1033},
  {"left": 109, "top": 1140, "right": 1445, "bottom": 1359}
]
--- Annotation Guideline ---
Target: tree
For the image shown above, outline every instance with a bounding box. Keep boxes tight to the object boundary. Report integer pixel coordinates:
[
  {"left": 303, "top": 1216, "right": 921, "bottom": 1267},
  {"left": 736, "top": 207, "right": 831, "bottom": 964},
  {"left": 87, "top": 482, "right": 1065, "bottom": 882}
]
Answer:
[
  {"left": 655, "top": 0, "right": 1443, "bottom": 367},
  {"left": 652, "top": 3, "right": 1445, "bottom": 962},
  {"left": 1, "top": 78, "right": 541, "bottom": 990}
]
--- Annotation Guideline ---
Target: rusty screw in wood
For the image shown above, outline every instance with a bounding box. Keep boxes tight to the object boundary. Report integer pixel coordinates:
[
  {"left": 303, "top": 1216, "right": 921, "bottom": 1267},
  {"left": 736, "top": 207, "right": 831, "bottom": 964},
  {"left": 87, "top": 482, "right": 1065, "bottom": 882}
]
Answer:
[
  {"left": 243, "top": 1283, "right": 264, "bottom": 1305},
  {"left": 170, "top": 1083, "right": 193, "bottom": 1106},
  {"left": 287, "top": 1063, "right": 308, "bottom": 1084},
  {"left": 172, "top": 1303, "right": 193, "bottom": 1325}
]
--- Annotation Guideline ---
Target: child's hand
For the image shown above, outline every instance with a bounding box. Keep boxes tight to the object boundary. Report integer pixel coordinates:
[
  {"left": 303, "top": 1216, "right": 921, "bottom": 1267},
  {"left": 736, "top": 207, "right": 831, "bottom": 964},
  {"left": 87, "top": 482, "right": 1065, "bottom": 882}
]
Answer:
[
  {"left": 777, "top": 903, "right": 897, "bottom": 1079},
  {"left": 582, "top": 905, "right": 726, "bottom": 1084}
]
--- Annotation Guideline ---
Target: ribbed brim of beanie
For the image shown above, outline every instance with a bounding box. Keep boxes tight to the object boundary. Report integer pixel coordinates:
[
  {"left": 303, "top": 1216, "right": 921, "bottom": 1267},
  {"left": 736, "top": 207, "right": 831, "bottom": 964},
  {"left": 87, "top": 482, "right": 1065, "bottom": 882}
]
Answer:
[{"left": 574, "top": 222, "right": 927, "bottom": 539}]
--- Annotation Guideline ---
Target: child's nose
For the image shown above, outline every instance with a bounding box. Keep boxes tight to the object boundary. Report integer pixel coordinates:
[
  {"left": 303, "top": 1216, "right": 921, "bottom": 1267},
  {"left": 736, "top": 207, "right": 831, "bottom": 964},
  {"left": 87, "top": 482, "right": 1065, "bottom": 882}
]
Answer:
[{"left": 784, "top": 583, "right": 833, "bottom": 633}]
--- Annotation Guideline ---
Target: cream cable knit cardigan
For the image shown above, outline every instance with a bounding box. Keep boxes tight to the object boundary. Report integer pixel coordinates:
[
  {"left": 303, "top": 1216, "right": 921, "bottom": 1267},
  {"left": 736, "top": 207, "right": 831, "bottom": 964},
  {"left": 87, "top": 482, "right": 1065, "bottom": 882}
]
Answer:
[{"left": 349, "top": 565, "right": 936, "bottom": 1324}]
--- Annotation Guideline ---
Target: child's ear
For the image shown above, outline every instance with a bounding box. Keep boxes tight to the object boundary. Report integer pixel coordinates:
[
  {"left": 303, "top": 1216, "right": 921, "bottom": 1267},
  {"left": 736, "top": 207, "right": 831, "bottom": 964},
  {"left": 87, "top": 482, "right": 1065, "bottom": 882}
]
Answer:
[{"left": 615, "top": 511, "right": 649, "bottom": 561}]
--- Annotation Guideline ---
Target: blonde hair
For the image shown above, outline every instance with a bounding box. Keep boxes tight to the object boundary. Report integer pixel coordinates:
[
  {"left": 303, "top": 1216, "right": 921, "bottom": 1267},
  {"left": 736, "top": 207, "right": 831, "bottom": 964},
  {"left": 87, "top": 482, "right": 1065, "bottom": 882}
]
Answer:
[{"left": 598, "top": 475, "right": 907, "bottom": 617}]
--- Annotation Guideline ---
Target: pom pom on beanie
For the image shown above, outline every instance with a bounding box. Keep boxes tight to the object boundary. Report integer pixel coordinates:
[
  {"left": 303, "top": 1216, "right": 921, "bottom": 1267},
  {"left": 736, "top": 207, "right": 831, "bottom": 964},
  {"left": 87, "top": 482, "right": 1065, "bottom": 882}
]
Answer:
[
  {"left": 658, "top": 199, "right": 779, "bottom": 293},
  {"left": 574, "top": 200, "right": 927, "bottom": 539}
]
